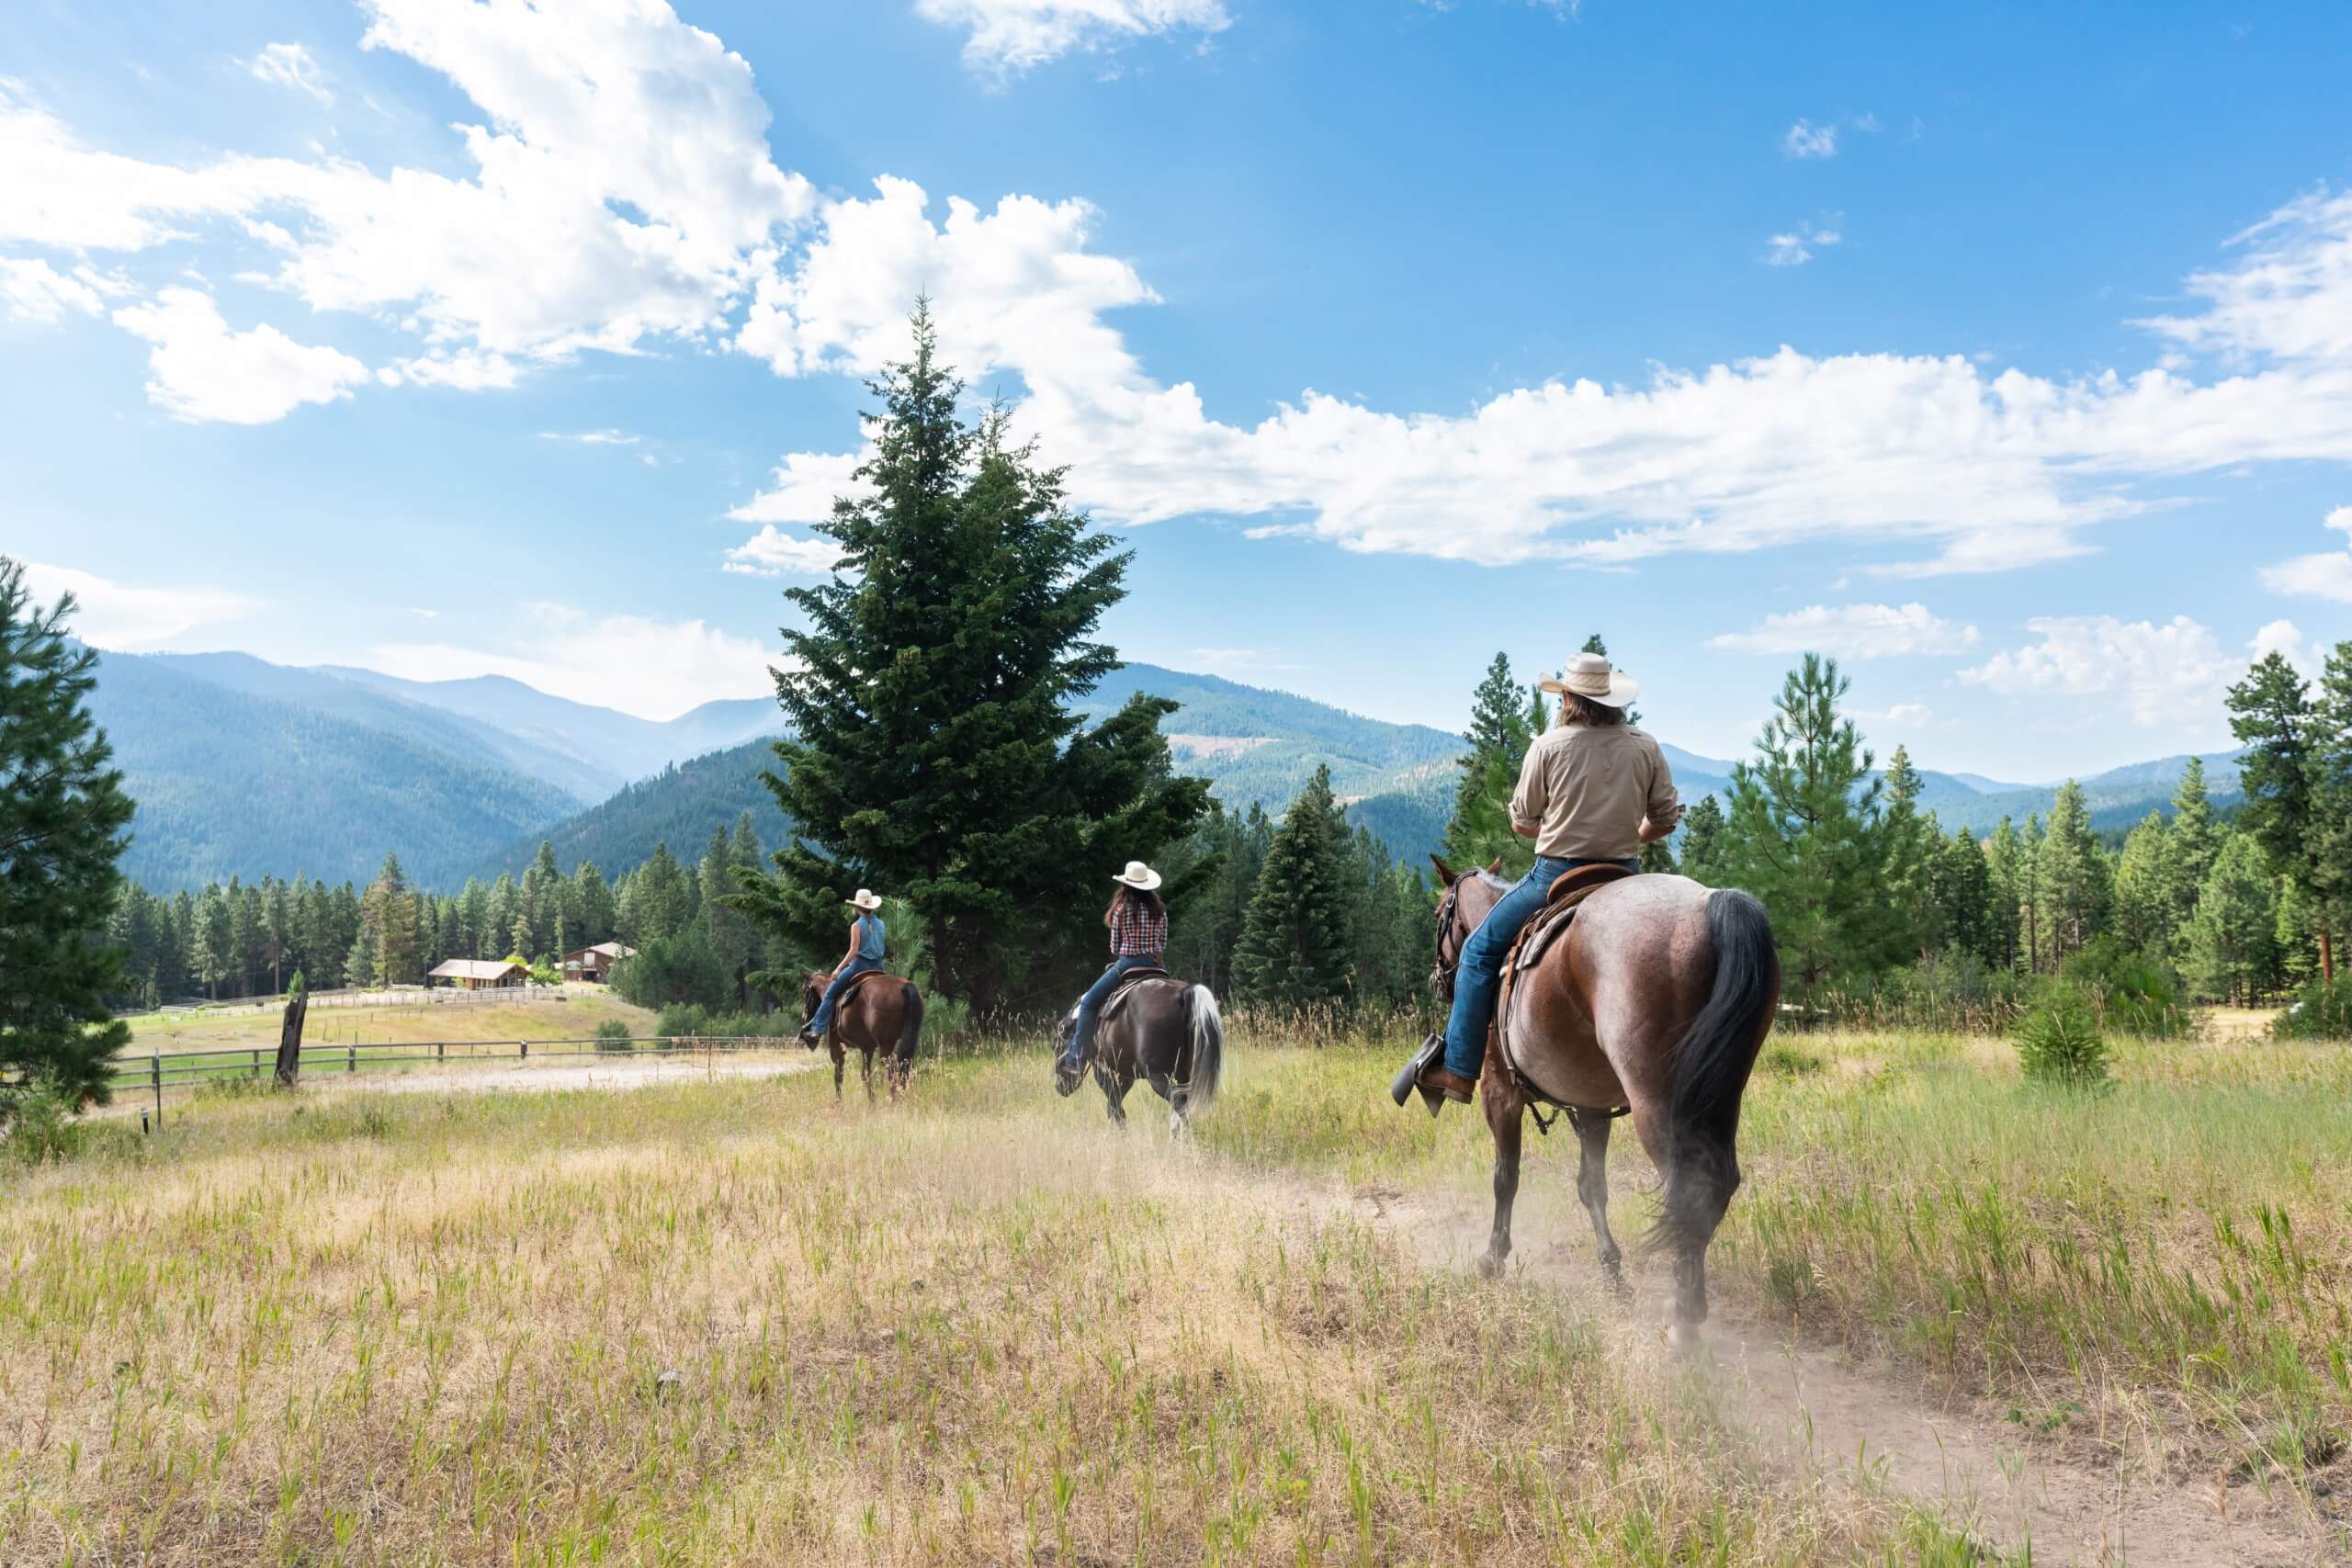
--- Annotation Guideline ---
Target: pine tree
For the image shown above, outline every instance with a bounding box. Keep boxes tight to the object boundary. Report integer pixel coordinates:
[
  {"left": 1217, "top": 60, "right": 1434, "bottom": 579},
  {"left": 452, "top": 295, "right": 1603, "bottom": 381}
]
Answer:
[
  {"left": 2227, "top": 652, "right": 2329, "bottom": 979},
  {"left": 195, "top": 886, "right": 232, "bottom": 1000},
  {"left": 1928, "top": 823, "right": 1998, "bottom": 964},
  {"left": 2165, "top": 758, "right": 2220, "bottom": 939},
  {"left": 1676, "top": 795, "right": 1729, "bottom": 885},
  {"left": 2111, "top": 813, "right": 2174, "bottom": 955},
  {"left": 2183, "top": 834, "right": 2279, "bottom": 1004},
  {"left": 2038, "top": 781, "right": 2110, "bottom": 965},
  {"left": 362, "top": 854, "right": 424, "bottom": 987},
  {"left": 0, "top": 558, "right": 136, "bottom": 1115},
  {"left": 630, "top": 843, "right": 690, "bottom": 945},
  {"left": 733, "top": 305, "right": 1209, "bottom": 1016},
  {"left": 1235, "top": 765, "right": 1354, "bottom": 1010},
  {"left": 569, "top": 862, "right": 616, "bottom": 949},
  {"left": 2308, "top": 640, "right": 2352, "bottom": 981},
  {"left": 1444, "top": 653, "right": 1537, "bottom": 873},
  {"left": 1717, "top": 655, "right": 1894, "bottom": 993},
  {"left": 1880, "top": 746, "right": 1934, "bottom": 960},
  {"left": 1984, "top": 817, "right": 2027, "bottom": 970},
  {"left": 2276, "top": 874, "right": 2322, "bottom": 988}
]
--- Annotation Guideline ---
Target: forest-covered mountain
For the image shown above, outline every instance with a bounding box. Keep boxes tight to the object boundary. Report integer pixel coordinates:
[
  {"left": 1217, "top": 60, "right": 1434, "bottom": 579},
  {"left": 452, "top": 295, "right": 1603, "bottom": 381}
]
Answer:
[
  {"left": 86, "top": 643, "right": 2247, "bottom": 894},
  {"left": 87, "top": 649, "right": 579, "bottom": 892}
]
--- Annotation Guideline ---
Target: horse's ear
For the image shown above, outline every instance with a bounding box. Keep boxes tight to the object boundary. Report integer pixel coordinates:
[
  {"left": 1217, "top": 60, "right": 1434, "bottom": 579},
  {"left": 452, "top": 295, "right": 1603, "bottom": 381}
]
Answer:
[
  {"left": 1484, "top": 856, "right": 1503, "bottom": 875},
  {"left": 1429, "top": 853, "right": 1456, "bottom": 886}
]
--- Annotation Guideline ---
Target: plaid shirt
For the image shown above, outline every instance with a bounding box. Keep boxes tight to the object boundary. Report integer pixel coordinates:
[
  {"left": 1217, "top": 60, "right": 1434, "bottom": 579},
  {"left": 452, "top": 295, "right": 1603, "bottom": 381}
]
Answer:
[{"left": 1110, "top": 898, "right": 1168, "bottom": 958}]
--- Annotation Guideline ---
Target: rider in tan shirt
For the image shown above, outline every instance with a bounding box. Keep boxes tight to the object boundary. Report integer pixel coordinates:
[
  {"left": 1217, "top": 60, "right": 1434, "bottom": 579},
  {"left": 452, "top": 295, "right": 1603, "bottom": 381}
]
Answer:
[{"left": 1397, "top": 652, "right": 1683, "bottom": 1109}]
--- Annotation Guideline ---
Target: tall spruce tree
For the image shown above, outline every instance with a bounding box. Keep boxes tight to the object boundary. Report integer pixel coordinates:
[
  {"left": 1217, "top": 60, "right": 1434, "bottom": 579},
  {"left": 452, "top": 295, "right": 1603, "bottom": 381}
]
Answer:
[
  {"left": 2307, "top": 640, "right": 2352, "bottom": 981},
  {"left": 0, "top": 559, "right": 136, "bottom": 1117},
  {"left": 1677, "top": 794, "right": 1729, "bottom": 885},
  {"left": 2226, "top": 652, "right": 2330, "bottom": 979},
  {"left": 1880, "top": 746, "right": 1934, "bottom": 960},
  {"left": 1928, "top": 823, "right": 1998, "bottom": 964},
  {"left": 2183, "top": 834, "right": 2279, "bottom": 1004},
  {"left": 1717, "top": 654, "right": 1893, "bottom": 992},
  {"left": 1442, "top": 654, "right": 1538, "bottom": 875},
  {"left": 1984, "top": 817, "right": 2027, "bottom": 970},
  {"left": 1235, "top": 765, "right": 1354, "bottom": 1010},
  {"left": 2038, "top": 781, "right": 2110, "bottom": 965},
  {"left": 735, "top": 305, "right": 1209, "bottom": 1017},
  {"left": 2111, "top": 812, "right": 2174, "bottom": 955},
  {"left": 2165, "top": 758, "right": 2220, "bottom": 938}
]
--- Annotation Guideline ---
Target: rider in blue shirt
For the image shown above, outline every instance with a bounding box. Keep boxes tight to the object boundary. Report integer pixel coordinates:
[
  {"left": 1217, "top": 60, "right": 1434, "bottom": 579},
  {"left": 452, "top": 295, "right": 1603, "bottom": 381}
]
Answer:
[{"left": 799, "top": 888, "right": 887, "bottom": 1045}]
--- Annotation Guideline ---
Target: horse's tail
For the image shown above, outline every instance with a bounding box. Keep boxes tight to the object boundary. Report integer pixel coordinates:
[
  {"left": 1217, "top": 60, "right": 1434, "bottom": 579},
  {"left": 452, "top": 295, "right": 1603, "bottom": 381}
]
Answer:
[
  {"left": 896, "top": 984, "right": 925, "bottom": 1071},
  {"left": 1647, "top": 888, "right": 1778, "bottom": 1257},
  {"left": 1181, "top": 986, "right": 1224, "bottom": 1112}
]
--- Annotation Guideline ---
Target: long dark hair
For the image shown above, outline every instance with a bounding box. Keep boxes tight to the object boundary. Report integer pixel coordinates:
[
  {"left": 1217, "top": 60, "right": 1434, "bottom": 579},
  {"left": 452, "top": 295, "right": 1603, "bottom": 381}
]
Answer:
[
  {"left": 1559, "top": 691, "right": 1628, "bottom": 728},
  {"left": 1106, "top": 884, "right": 1166, "bottom": 924}
]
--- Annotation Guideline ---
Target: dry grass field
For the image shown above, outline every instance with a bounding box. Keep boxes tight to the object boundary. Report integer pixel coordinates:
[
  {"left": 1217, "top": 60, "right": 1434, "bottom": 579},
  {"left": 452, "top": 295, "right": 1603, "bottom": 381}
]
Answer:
[
  {"left": 123, "top": 989, "right": 661, "bottom": 1058},
  {"left": 5, "top": 1021, "right": 2349, "bottom": 1564}
]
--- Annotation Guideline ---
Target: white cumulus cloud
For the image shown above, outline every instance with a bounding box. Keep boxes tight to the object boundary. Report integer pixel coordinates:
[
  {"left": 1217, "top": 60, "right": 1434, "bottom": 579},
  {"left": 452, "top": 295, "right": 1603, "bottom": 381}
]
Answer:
[
  {"left": 2258, "top": 505, "right": 2352, "bottom": 603},
  {"left": 1959, "top": 615, "right": 2240, "bottom": 726},
  {"left": 1782, "top": 119, "right": 1838, "bottom": 159},
  {"left": 112, "top": 287, "right": 368, "bottom": 423},
  {"left": 370, "top": 605, "right": 783, "bottom": 720},
  {"left": 915, "top": 0, "right": 1231, "bottom": 73},
  {"left": 18, "top": 561, "right": 261, "bottom": 649},
  {"left": 1709, "top": 603, "right": 1980, "bottom": 658}
]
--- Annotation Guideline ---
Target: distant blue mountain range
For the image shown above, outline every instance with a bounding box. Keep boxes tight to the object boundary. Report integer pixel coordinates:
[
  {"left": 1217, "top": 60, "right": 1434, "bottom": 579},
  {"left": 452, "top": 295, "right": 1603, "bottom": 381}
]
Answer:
[{"left": 84, "top": 647, "right": 2238, "bottom": 892}]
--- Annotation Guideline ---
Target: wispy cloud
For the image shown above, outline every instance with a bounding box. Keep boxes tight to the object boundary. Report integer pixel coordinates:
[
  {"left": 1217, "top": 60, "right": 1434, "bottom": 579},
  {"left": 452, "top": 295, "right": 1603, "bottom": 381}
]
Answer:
[
  {"left": 369, "top": 606, "right": 784, "bottom": 720},
  {"left": 914, "top": 0, "right": 1229, "bottom": 75},
  {"left": 19, "top": 561, "right": 260, "bottom": 649},
  {"left": 2257, "top": 505, "right": 2352, "bottom": 603},
  {"left": 1710, "top": 603, "right": 1979, "bottom": 658},
  {"left": 1782, "top": 118, "right": 1838, "bottom": 159},
  {"left": 245, "top": 41, "right": 333, "bottom": 105},
  {"left": 1761, "top": 219, "right": 1841, "bottom": 267}
]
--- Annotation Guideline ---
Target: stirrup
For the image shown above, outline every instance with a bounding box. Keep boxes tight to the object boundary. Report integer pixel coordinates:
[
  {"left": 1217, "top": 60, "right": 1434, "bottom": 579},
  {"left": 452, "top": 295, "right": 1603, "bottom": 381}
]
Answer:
[{"left": 1389, "top": 1033, "right": 1447, "bottom": 1115}]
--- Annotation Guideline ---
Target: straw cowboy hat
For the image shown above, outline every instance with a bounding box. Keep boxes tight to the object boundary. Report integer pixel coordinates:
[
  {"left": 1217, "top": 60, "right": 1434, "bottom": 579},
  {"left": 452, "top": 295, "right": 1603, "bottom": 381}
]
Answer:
[
  {"left": 845, "top": 888, "right": 884, "bottom": 911},
  {"left": 1112, "top": 861, "right": 1163, "bottom": 892},
  {"left": 1538, "top": 651, "right": 1640, "bottom": 708}
]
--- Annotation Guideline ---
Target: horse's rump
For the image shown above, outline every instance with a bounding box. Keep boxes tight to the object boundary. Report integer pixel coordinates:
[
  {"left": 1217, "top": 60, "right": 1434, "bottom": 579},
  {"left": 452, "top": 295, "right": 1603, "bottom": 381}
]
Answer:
[{"left": 1492, "top": 865, "right": 1645, "bottom": 1108}]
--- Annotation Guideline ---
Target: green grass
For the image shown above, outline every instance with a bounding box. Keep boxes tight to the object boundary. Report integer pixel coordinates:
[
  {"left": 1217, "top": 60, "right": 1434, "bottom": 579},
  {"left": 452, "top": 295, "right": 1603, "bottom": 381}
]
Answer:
[{"left": 0, "top": 1062, "right": 1973, "bottom": 1565}]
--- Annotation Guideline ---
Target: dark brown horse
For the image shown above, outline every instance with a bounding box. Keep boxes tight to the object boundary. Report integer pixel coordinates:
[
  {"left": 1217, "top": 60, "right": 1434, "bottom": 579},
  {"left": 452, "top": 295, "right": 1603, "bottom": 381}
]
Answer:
[
  {"left": 1427, "top": 856, "right": 1778, "bottom": 1349},
  {"left": 1051, "top": 976, "right": 1225, "bottom": 1133},
  {"left": 799, "top": 969, "right": 926, "bottom": 1101}
]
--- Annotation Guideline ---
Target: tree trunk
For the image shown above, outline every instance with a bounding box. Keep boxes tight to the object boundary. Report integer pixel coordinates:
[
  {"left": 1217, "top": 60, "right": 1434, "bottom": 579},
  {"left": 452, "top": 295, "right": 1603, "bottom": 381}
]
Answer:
[
  {"left": 2323, "top": 926, "right": 2335, "bottom": 985},
  {"left": 275, "top": 989, "right": 308, "bottom": 1088}
]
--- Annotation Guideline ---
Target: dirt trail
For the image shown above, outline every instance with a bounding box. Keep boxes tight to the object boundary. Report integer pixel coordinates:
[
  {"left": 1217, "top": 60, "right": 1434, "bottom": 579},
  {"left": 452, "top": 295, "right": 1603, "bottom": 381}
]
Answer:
[{"left": 1310, "top": 1174, "right": 2335, "bottom": 1568}]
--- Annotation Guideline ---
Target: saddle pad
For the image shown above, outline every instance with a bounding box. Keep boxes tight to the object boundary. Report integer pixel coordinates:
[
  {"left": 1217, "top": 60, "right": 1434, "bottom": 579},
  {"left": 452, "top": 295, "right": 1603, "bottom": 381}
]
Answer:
[
  {"left": 1491, "top": 864, "right": 1641, "bottom": 1106},
  {"left": 1100, "top": 967, "right": 1174, "bottom": 1023}
]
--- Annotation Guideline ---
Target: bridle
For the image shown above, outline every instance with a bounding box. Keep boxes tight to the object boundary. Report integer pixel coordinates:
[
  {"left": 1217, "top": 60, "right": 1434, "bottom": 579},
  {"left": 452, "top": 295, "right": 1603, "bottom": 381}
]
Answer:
[{"left": 1430, "top": 878, "right": 1471, "bottom": 1001}]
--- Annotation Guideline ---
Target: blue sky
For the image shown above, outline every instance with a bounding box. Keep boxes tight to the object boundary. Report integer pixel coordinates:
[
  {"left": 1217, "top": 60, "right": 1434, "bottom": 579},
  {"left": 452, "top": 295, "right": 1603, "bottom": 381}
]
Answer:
[{"left": 6, "top": 0, "right": 2352, "bottom": 782}]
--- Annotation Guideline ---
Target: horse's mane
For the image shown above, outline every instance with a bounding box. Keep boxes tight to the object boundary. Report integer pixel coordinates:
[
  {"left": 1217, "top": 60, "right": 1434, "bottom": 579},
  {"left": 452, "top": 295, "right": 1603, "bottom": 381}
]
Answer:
[{"left": 1473, "top": 870, "right": 1512, "bottom": 893}]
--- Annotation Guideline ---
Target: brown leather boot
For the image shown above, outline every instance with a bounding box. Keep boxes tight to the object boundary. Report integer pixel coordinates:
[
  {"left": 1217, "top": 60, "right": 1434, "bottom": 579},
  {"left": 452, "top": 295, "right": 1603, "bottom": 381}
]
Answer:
[
  {"left": 1419, "top": 1066, "right": 1476, "bottom": 1104},
  {"left": 1390, "top": 1034, "right": 1476, "bottom": 1116}
]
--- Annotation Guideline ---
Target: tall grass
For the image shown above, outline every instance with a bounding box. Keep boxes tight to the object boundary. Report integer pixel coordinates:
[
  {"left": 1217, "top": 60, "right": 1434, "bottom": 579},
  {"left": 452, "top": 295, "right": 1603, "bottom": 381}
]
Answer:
[{"left": 0, "top": 1073, "right": 1968, "bottom": 1564}]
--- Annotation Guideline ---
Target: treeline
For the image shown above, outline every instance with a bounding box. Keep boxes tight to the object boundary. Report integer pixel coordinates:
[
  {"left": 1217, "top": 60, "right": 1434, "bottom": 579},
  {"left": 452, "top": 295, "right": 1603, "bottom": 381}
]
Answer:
[
  {"left": 1423, "top": 642, "right": 2352, "bottom": 1028},
  {"left": 107, "top": 814, "right": 792, "bottom": 1010}
]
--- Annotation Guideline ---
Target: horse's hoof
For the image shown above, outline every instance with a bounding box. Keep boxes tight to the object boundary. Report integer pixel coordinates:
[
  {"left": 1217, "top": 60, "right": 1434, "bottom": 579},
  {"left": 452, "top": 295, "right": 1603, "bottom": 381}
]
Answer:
[
  {"left": 1167, "top": 1111, "right": 1186, "bottom": 1137},
  {"left": 1668, "top": 1320, "right": 1703, "bottom": 1358},
  {"left": 1478, "top": 1252, "right": 1507, "bottom": 1280}
]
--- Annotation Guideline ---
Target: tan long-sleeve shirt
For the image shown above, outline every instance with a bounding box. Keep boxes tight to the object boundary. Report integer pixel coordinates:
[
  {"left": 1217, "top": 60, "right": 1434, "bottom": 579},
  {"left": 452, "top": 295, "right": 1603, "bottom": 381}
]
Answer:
[{"left": 1509, "top": 722, "right": 1680, "bottom": 861}]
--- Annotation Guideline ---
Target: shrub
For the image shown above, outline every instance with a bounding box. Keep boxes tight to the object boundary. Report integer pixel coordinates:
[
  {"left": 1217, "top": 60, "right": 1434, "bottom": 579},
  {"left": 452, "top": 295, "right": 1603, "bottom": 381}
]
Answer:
[
  {"left": 594, "top": 1019, "right": 634, "bottom": 1053},
  {"left": 2061, "top": 937, "right": 2190, "bottom": 1038},
  {"left": 1815, "top": 953, "right": 2027, "bottom": 1035},
  {"left": 4, "top": 1077, "right": 88, "bottom": 1167},
  {"left": 2012, "top": 982, "right": 2109, "bottom": 1089},
  {"left": 613, "top": 931, "right": 736, "bottom": 1011},
  {"left": 2273, "top": 974, "right": 2352, "bottom": 1041}
]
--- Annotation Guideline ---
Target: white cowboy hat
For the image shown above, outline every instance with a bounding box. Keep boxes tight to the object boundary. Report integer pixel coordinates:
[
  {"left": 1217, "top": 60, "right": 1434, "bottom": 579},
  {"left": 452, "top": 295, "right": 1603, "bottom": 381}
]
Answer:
[
  {"left": 845, "top": 888, "right": 884, "bottom": 911},
  {"left": 1538, "top": 651, "right": 1640, "bottom": 708},
  {"left": 1112, "top": 861, "right": 1162, "bottom": 892}
]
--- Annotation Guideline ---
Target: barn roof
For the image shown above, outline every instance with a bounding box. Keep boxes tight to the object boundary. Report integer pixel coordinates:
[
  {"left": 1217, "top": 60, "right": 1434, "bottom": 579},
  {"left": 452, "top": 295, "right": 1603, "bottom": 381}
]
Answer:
[{"left": 429, "top": 959, "right": 524, "bottom": 980}]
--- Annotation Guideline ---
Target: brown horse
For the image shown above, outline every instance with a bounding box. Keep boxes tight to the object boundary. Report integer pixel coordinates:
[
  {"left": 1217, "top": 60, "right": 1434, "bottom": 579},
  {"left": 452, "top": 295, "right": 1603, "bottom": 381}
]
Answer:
[
  {"left": 1051, "top": 976, "right": 1225, "bottom": 1133},
  {"left": 1425, "top": 857, "right": 1778, "bottom": 1349},
  {"left": 798, "top": 969, "right": 926, "bottom": 1101}
]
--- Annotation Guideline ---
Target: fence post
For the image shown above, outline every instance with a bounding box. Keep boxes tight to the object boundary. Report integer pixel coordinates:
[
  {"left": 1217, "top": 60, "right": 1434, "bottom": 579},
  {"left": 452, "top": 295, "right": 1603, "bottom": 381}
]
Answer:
[
  {"left": 520, "top": 1040, "right": 528, "bottom": 1062},
  {"left": 437, "top": 1040, "right": 445, "bottom": 1062},
  {"left": 151, "top": 1051, "right": 163, "bottom": 1128},
  {"left": 347, "top": 1043, "right": 356, "bottom": 1076}
]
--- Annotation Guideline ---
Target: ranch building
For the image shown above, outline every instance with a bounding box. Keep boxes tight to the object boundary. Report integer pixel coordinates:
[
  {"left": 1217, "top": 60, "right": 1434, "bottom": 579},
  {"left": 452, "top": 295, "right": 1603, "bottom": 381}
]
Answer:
[
  {"left": 560, "top": 942, "right": 638, "bottom": 984},
  {"left": 427, "top": 958, "right": 527, "bottom": 990}
]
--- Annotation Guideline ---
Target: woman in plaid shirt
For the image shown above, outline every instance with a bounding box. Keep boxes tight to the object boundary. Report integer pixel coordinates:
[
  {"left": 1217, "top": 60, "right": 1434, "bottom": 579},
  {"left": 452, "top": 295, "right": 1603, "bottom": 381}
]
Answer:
[{"left": 1057, "top": 861, "right": 1169, "bottom": 1085}]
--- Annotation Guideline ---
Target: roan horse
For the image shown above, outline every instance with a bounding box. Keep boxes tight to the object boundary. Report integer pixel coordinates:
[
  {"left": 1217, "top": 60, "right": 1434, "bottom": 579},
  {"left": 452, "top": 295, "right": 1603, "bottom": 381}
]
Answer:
[
  {"left": 1051, "top": 974, "right": 1226, "bottom": 1134},
  {"left": 1425, "top": 856, "right": 1778, "bottom": 1349},
  {"left": 798, "top": 969, "right": 926, "bottom": 1101}
]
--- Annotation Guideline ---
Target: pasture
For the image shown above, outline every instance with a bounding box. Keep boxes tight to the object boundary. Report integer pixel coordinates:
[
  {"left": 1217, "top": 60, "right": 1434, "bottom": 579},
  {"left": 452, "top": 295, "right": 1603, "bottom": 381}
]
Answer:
[{"left": 3, "top": 1021, "right": 2348, "bottom": 1564}]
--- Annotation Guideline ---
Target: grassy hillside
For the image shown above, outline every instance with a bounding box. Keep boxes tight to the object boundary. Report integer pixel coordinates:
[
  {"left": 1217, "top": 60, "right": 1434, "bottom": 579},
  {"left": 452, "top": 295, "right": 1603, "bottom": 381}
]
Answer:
[{"left": 89, "top": 650, "right": 578, "bottom": 893}]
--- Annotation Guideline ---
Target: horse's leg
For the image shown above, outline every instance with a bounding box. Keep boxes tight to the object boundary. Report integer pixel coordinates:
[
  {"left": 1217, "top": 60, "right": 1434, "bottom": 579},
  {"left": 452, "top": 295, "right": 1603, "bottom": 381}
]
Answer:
[
  {"left": 1572, "top": 1111, "right": 1626, "bottom": 1298},
  {"left": 1479, "top": 1067, "right": 1525, "bottom": 1280},
  {"left": 860, "top": 1042, "right": 876, "bottom": 1103},
  {"left": 1102, "top": 1068, "right": 1131, "bottom": 1129},
  {"left": 831, "top": 1039, "right": 845, "bottom": 1099}
]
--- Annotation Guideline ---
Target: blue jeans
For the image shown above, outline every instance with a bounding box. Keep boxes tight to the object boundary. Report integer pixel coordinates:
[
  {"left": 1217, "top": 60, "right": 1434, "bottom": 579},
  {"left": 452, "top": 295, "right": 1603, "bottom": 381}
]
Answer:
[
  {"left": 1067, "top": 954, "right": 1161, "bottom": 1066},
  {"left": 1442, "top": 856, "right": 1637, "bottom": 1080},
  {"left": 809, "top": 957, "right": 882, "bottom": 1036}
]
